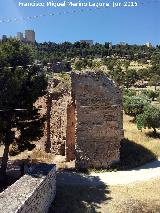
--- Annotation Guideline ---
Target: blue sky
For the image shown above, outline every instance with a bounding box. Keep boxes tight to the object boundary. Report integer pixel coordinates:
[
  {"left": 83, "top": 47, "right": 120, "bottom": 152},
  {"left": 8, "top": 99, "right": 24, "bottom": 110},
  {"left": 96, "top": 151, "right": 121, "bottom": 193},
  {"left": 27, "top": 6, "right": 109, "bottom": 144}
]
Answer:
[{"left": 0, "top": 0, "right": 160, "bottom": 45}]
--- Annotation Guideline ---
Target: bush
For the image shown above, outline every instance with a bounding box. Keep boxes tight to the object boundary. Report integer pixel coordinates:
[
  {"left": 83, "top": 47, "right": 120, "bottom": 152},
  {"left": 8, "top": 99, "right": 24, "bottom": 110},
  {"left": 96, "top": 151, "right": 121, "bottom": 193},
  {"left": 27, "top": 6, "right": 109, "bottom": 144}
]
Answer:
[
  {"left": 157, "top": 95, "right": 160, "bottom": 103},
  {"left": 136, "top": 105, "right": 160, "bottom": 134},
  {"left": 123, "top": 95, "right": 150, "bottom": 117},
  {"left": 123, "top": 89, "right": 137, "bottom": 97},
  {"left": 141, "top": 90, "right": 159, "bottom": 101}
]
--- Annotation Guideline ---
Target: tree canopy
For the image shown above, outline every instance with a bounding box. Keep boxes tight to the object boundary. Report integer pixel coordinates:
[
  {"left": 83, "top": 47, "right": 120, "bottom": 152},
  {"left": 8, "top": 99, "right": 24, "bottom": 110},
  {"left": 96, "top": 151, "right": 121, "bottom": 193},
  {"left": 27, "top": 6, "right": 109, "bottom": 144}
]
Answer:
[{"left": 0, "top": 40, "right": 47, "bottom": 182}]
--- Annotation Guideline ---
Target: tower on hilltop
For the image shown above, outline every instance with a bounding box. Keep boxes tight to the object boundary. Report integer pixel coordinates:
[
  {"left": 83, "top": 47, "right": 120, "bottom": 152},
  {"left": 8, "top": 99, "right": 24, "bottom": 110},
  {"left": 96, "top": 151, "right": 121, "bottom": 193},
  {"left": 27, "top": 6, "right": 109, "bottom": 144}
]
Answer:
[{"left": 25, "top": 30, "right": 35, "bottom": 43}]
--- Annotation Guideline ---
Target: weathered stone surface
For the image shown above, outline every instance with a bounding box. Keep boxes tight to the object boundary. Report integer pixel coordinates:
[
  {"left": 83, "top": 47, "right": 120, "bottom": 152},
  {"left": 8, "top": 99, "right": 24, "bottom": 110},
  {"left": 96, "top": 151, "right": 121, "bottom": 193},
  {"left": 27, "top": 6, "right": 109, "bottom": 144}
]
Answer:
[
  {"left": 66, "top": 102, "right": 76, "bottom": 161},
  {"left": 49, "top": 94, "right": 71, "bottom": 155},
  {"left": 71, "top": 71, "right": 123, "bottom": 169},
  {"left": 0, "top": 164, "right": 56, "bottom": 213},
  {"left": 46, "top": 77, "right": 72, "bottom": 155},
  {"left": 37, "top": 71, "right": 124, "bottom": 169}
]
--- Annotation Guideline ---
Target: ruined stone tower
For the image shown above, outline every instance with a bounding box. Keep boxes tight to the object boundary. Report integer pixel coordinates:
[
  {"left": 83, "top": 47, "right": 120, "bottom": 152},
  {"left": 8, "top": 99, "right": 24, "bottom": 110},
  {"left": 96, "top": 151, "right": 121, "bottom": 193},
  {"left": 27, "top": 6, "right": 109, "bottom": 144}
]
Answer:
[{"left": 45, "top": 71, "right": 124, "bottom": 169}]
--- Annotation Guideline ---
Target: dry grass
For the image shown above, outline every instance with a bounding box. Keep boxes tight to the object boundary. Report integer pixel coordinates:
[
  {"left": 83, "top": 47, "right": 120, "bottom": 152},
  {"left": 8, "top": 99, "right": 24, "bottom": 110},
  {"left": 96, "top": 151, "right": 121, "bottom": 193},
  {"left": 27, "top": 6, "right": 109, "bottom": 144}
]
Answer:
[
  {"left": 124, "top": 114, "right": 160, "bottom": 158},
  {"left": 106, "top": 178, "right": 160, "bottom": 213},
  {"left": 23, "top": 149, "right": 75, "bottom": 169},
  {"left": 5, "top": 148, "right": 53, "bottom": 164},
  {"left": 129, "top": 61, "right": 151, "bottom": 70},
  {"left": 50, "top": 178, "right": 160, "bottom": 213},
  {"left": 29, "top": 149, "right": 54, "bottom": 163},
  {"left": 9, "top": 148, "right": 70, "bottom": 169}
]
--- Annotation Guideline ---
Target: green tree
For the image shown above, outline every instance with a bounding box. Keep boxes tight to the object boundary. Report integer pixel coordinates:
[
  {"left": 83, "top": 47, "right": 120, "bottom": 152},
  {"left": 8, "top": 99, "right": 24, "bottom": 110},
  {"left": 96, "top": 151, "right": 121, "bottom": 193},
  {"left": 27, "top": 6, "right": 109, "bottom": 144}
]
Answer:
[
  {"left": 136, "top": 105, "right": 160, "bottom": 134},
  {"left": 103, "top": 59, "right": 116, "bottom": 70},
  {"left": 109, "top": 66, "right": 125, "bottom": 86},
  {"left": 123, "top": 96, "right": 149, "bottom": 118},
  {"left": 149, "top": 53, "right": 160, "bottom": 90},
  {"left": 141, "top": 90, "right": 159, "bottom": 101},
  {"left": 137, "top": 68, "right": 150, "bottom": 81},
  {"left": 124, "top": 69, "right": 138, "bottom": 88},
  {"left": 149, "top": 75, "right": 160, "bottom": 91},
  {"left": 123, "top": 60, "right": 130, "bottom": 71},
  {"left": 0, "top": 41, "right": 47, "bottom": 182},
  {"left": 74, "top": 59, "right": 86, "bottom": 70},
  {"left": 123, "top": 89, "right": 137, "bottom": 97},
  {"left": 0, "top": 39, "right": 33, "bottom": 68}
]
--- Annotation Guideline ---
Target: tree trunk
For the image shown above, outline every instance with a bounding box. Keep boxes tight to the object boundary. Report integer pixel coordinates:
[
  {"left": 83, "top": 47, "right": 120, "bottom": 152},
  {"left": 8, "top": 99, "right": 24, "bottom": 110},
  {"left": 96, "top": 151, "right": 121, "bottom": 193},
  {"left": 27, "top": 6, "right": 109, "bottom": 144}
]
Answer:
[
  {"left": 0, "top": 143, "right": 10, "bottom": 183},
  {"left": 0, "top": 113, "right": 12, "bottom": 185},
  {"left": 153, "top": 128, "right": 157, "bottom": 135}
]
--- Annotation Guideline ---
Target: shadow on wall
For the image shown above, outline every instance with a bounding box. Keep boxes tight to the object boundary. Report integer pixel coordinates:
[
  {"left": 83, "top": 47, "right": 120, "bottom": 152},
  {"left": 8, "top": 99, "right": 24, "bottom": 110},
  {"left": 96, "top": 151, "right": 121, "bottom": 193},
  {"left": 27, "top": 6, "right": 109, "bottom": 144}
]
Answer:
[
  {"left": 117, "top": 138, "right": 158, "bottom": 170},
  {"left": 49, "top": 172, "right": 111, "bottom": 213}
]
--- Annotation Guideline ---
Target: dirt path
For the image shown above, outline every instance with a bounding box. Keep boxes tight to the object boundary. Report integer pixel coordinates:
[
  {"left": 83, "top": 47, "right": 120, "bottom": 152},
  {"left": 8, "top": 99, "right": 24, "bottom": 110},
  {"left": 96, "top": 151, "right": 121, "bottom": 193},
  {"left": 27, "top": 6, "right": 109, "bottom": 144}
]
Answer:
[
  {"left": 57, "top": 158, "right": 160, "bottom": 186},
  {"left": 54, "top": 161, "right": 160, "bottom": 213}
]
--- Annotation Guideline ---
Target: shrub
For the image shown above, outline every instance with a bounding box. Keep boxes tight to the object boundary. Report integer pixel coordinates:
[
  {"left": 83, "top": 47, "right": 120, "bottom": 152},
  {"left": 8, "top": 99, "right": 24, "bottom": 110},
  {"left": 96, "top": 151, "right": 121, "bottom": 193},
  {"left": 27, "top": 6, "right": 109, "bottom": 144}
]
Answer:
[
  {"left": 136, "top": 105, "right": 160, "bottom": 134},
  {"left": 123, "top": 95, "right": 150, "bottom": 118},
  {"left": 123, "top": 89, "right": 137, "bottom": 97},
  {"left": 141, "top": 90, "right": 159, "bottom": 101},
  {"left": 157, "top": 95, "right": 160, "bottom": 103}
]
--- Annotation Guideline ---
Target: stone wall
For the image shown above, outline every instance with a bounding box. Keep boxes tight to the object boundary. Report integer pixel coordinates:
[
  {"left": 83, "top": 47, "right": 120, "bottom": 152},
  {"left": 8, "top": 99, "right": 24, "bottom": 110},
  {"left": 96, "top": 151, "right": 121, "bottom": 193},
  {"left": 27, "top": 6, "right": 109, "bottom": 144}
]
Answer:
[
  {"left": 66, "top": 102, "right": 76, "bottom": 161},
  {"left": 49, "top": 91, "right": 71, "bottom": 155},
  {"left": 0, "top": 164, "right": 56, "bottom": 213},
  {"left": 35, "top": 71, "right": 123, "bottom": 169},
  {"left": 34, "top": 76, "right": 72, "bottom": 155},
  {"left": 34, "top": 95, "right": 47, "bottom": 151},
  {"left": 71, "top": 71, "right": 124, "bottom": 169}
]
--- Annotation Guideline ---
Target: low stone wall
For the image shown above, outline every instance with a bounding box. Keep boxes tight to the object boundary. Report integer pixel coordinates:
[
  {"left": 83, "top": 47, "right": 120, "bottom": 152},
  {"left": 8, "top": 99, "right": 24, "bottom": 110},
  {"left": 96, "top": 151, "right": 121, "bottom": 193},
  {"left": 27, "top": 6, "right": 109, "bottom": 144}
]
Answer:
[{"left": 0, "top": 163, "right": 56, "bottom": 213}]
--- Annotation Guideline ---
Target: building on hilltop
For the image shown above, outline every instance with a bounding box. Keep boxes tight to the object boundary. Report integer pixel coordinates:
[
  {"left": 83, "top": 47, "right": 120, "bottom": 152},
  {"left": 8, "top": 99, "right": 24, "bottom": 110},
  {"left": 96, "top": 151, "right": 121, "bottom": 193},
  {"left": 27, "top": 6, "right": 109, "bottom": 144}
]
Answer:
[
  {"left": 145, "top": 42, "right": 152, "bottom": 48},
  {"left": 25, "top": 30, "right": 35, "bottom": 43},
  {"left": 2, "top": 35, "right": 7, "bottom": 41},
  {"left": 17, "top": 32, "right": 24, "bottom": 42},
  {"left": 80, "top": 40, "right": 94, "bottom": 46},
  {"left": 39, "top": 71, "right": 124, "bottom": 169},
  {"left": 1, "top": 30, "right": 36, "bottom": 43},
  {"left": 119, "top": 42, "right": 127, "bottom": 46},
  {"left": 109, "top": 42, "right": 112, "bottom": 49}
]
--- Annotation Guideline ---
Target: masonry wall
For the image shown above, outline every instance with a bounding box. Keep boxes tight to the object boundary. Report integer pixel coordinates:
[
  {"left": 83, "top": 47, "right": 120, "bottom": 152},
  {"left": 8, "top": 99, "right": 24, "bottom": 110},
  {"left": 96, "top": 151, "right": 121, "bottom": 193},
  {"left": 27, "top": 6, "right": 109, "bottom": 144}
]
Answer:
[
  {"left": 35, "top": 77, "right": 72, "bottom": 155},
  {"left": 66, "top": 102, "right": 76, "bottom": 161},
  {"left": 0, "top": 164, "right": 56, "bottom": 213},
  {"left": 71, "top": 71, "right": 124, "bottom": 169},
  {"left": 34, "top": 95, "right": 48, "bottom": 151},
  {"left": 49, "top": 92, "right": 71, "bottom": 155},
  {"left": 35, "top": 72, "right": 123, "bottom": 169}
]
